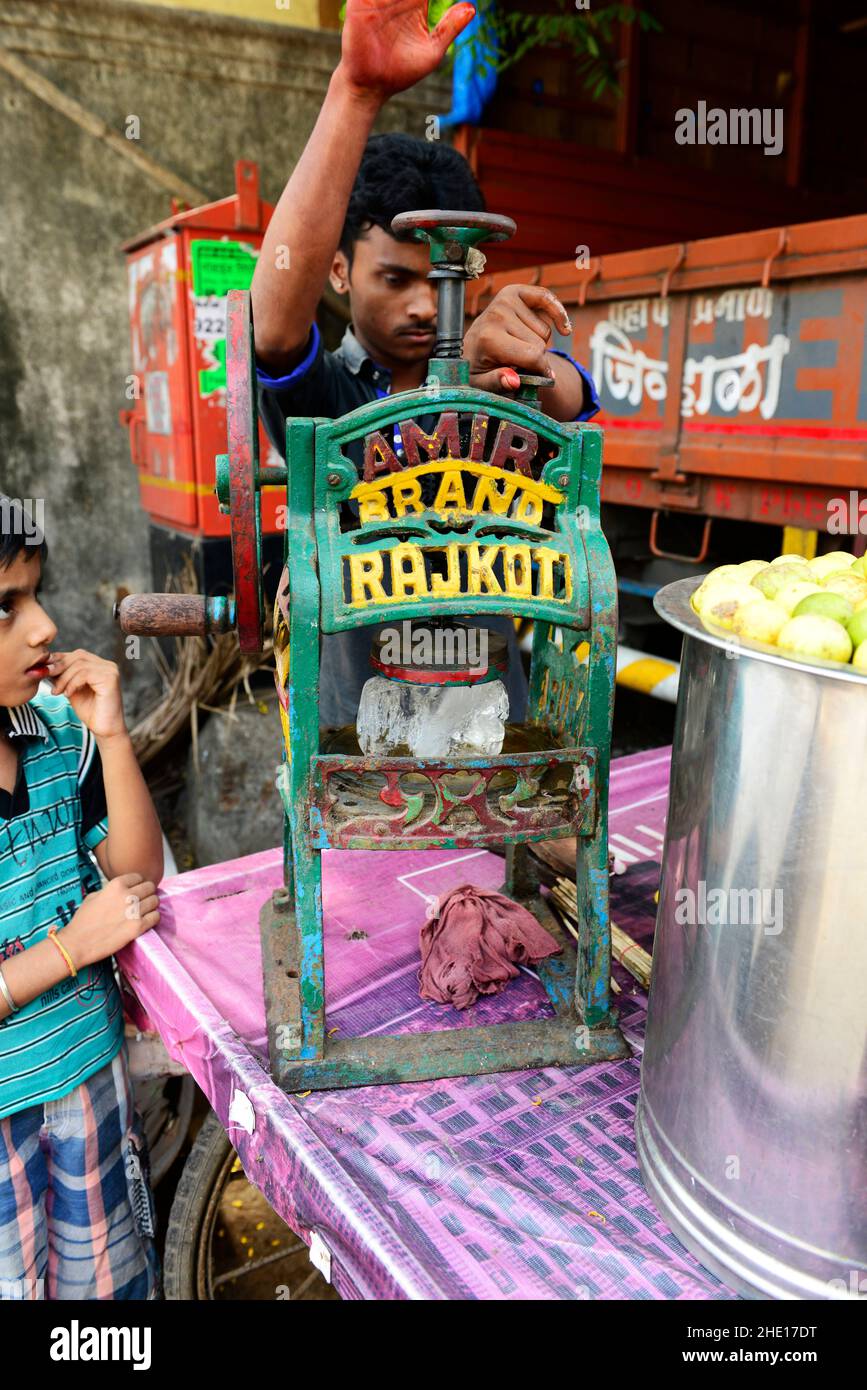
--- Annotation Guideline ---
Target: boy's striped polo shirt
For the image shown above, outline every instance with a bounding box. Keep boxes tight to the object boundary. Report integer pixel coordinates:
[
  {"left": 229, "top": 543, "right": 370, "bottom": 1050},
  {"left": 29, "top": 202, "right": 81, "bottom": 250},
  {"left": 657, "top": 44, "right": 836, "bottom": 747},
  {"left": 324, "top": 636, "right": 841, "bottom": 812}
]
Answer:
[{"left": 0, "top": 690, "right": 124, "bottom": 1119}]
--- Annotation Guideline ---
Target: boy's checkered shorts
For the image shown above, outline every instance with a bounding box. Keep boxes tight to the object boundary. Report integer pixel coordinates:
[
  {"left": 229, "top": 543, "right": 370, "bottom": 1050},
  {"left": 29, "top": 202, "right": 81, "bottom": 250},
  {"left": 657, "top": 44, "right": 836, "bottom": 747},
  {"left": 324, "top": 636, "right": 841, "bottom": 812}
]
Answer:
[{"left": 0, "top": 1041, "right": 161, "bottom": 1300}]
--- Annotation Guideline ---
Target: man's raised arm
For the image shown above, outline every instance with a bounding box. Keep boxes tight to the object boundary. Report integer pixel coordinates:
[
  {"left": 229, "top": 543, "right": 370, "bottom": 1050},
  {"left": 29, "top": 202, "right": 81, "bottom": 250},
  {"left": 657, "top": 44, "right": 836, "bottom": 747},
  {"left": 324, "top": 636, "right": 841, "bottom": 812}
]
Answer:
[{"left": 251, "top": 0, "right": 476, "bottom": 375}]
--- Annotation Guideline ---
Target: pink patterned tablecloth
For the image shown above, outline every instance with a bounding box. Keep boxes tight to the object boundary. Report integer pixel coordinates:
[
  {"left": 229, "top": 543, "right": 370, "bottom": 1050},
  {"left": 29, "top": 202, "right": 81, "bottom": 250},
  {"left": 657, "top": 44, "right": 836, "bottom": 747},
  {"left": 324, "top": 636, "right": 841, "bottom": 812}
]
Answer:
[{"left": 118, "top": 746, "right": 737, "bottom": 1300}]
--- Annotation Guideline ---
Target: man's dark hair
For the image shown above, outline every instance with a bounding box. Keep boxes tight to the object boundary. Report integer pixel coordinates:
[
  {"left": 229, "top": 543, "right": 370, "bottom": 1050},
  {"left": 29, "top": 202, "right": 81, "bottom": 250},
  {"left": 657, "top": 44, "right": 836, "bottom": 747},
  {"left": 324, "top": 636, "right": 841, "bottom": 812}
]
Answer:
[
  {"left": 340, "top": 133, "right": 486, "bottom": 271},
  {"left": 0, "top": 496, "right": 47, "bottom": 570}
]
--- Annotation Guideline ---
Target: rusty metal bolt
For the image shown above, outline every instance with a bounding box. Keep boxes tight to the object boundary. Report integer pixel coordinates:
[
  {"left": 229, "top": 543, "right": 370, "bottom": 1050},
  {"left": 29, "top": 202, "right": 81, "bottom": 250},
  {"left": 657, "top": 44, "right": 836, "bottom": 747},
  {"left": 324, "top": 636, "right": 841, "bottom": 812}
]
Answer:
[
  {"left": 558, "top": 474, "right": 570, "bottom": 488},
  {"left": 273, "top": 887, "right": 291, "bottom": 908},
  {"left": 444, "top": 240, "right": 464, "bottom": 263},
  {"left": 327, "top": 472, "right": 342, "bottom": 487}
]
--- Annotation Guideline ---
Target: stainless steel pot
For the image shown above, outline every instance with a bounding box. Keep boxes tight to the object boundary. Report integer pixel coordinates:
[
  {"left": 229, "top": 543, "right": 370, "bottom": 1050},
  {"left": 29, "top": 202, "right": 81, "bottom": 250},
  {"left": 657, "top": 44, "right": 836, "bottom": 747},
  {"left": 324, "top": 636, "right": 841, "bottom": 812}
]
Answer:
[{"left": 636, "top": 576, "right": 867, "bottom": 1300}]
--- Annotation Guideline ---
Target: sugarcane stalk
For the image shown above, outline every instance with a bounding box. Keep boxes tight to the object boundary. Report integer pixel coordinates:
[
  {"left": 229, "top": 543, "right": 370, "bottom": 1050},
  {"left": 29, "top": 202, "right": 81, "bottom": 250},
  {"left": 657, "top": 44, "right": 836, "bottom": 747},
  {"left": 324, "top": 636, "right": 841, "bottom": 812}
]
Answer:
[{"left": 549, "top": 877, "right": 652, "bottom": 988}]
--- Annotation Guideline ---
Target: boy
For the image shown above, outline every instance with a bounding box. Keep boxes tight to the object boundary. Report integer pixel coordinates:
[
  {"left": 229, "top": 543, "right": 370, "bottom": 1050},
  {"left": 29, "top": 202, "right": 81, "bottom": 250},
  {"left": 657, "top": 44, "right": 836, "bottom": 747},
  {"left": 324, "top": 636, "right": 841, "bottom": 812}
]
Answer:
[
  {"left": 0, "top": 501, "right": 164, "bottom": 1300},
  {"left": 251, "top": 0, "right": 599, "bottom": 727}
]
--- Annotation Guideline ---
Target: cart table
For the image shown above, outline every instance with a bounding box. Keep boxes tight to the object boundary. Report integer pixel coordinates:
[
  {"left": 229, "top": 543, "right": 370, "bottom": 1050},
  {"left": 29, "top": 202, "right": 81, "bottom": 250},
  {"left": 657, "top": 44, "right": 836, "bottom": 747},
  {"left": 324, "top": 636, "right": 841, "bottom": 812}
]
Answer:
[{"left": 118, "top": 746, "right": 737, "bottom": 1300}]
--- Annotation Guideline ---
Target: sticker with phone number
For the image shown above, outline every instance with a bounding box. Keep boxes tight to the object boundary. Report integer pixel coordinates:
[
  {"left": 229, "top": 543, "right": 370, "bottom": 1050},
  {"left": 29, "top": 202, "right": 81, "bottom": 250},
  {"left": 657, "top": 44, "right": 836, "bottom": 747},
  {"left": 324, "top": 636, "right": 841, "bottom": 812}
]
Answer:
[{"left": 194, "top": 295, "right": 227, "bottom": 341}]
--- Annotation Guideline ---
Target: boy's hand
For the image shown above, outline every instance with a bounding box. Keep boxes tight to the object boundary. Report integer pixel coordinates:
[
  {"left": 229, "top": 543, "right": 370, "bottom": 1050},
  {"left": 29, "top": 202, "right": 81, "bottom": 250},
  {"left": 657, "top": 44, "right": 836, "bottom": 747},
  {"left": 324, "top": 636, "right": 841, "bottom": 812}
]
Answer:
[
  {"left": 338, "top": 0, "right": 476, "bottom": 104},
  {"left": 465, "top": 285, "right": 574, "bottom": 394},
  {"left": 46, "top": 650, "right": 126, "bottom": 741},
  {"left": 61, "top": 874, "right": 160, "bottom": 968}
]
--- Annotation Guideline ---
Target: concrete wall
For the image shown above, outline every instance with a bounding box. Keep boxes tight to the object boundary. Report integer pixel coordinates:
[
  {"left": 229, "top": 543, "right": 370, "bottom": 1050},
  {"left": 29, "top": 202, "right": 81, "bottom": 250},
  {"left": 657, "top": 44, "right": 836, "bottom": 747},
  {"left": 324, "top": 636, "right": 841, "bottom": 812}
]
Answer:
[
  {"left": 0, "top": 0, "right": 449, "bottom": 713},
  {"left": 125, "top": 0, "right": 322, "bottom": 29}
]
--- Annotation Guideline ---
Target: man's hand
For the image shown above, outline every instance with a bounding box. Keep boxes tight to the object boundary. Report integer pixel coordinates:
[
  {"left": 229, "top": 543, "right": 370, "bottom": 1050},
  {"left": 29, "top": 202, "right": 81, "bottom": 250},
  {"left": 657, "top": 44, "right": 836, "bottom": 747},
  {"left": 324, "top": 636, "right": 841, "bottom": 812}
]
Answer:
[
  {"left": 339, "top": 0, "right": 476, "bottom": 104},
  {"left": 464, "top": 285, "right": 574, "bottom": 394},
  {"left": 46, "top": 650, "right": 126, "bottom": 741}
]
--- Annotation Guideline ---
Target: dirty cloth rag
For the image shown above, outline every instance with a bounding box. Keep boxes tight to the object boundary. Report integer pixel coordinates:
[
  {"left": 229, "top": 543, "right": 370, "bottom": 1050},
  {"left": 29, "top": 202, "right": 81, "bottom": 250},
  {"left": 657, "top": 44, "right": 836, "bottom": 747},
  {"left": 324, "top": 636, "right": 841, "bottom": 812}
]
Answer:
[{"left": 418, "top": 883, "right": 562, "bottom": 1011}]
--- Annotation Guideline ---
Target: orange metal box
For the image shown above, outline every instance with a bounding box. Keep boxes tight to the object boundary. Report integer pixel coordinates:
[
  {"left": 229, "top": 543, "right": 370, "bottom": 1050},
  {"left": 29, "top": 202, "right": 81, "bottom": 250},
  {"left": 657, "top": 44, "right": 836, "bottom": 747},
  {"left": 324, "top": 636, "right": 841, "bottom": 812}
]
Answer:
[{"left": 121, "top": 160, "right": 282, "bottom": 539}]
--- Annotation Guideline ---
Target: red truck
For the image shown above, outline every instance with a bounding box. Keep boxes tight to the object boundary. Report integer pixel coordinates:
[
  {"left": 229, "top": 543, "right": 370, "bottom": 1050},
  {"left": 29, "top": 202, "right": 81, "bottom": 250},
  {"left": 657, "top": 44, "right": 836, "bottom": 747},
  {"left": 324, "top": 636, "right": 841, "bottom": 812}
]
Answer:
[{"left": 467, "top": 212, "right": 867, "bottom": 642}]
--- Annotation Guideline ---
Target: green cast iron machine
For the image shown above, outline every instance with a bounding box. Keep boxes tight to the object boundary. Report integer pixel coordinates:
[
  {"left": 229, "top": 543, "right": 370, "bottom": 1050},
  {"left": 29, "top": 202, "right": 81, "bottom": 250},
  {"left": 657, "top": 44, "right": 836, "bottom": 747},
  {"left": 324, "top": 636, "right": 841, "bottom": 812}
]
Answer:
[{"left": 117, "top": 210, "right": 629, "bottom": 1090}]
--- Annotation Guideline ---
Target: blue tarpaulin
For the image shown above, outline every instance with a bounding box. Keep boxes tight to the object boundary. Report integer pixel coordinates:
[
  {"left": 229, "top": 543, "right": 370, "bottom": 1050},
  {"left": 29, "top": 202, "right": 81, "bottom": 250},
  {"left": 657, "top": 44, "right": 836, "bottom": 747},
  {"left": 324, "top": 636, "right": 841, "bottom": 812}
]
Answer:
[{"left": 439, "top": 2, "right": 498, "bottom": 128}]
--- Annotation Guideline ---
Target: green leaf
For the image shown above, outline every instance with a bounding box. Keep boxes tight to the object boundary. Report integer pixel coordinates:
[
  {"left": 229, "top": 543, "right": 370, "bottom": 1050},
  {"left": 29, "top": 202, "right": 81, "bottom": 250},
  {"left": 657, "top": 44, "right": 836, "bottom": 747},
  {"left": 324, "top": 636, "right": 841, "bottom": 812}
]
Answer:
[{"left": 420, "top": 0, "right": 661, "bottom": 97}]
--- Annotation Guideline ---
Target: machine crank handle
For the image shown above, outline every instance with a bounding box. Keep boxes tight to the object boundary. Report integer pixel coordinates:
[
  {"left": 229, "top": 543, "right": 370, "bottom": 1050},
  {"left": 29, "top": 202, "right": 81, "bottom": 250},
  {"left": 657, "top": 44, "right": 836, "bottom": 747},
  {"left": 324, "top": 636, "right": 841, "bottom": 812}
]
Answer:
[
  {"left": 499, "top": 371, "right": 556, "bottom": 404},
  {"left": 114, "top": 593, "right": 237, "bottom": 637}
]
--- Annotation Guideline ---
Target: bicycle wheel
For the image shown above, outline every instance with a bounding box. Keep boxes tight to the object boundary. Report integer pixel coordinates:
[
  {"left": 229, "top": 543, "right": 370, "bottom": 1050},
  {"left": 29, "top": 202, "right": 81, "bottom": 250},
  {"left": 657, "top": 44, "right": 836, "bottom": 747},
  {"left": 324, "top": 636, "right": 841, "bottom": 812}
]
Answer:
[
  {"left": 135, "top": 1074, "right": 196, "bottom": 1187},
  {"left": 163, "top": 1108, "right": 339, "bottom": 1301}
]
